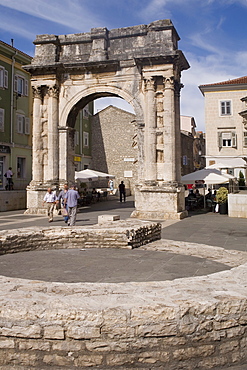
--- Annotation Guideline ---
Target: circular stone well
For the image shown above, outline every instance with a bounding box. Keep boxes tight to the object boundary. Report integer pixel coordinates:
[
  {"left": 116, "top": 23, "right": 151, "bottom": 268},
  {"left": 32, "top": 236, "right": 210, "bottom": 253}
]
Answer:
[{"left": 0, "top": 226, "right": 247, "bottom": 369}]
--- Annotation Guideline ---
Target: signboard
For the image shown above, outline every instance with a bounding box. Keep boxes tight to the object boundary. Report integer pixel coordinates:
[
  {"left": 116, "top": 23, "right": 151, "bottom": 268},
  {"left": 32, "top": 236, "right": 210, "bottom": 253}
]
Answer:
[{"left": 0, "top": 145, "right": 10, "bottom": 154}]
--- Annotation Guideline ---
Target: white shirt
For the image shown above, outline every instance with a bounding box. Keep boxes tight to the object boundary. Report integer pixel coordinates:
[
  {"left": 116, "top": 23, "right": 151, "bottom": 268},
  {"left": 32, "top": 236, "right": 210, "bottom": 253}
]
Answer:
[
  {"left": 43, "top": 191, "right": 56, "bottom": 203},
  {"left": 6, "top": 169, "right": 13, "bottom": 179}
]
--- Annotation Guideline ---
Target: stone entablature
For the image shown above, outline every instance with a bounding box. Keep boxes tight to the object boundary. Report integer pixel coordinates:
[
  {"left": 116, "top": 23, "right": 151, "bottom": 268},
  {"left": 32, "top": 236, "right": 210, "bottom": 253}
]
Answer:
[{"left": 24, "top": 20, "right": 189, "bottom": 219}]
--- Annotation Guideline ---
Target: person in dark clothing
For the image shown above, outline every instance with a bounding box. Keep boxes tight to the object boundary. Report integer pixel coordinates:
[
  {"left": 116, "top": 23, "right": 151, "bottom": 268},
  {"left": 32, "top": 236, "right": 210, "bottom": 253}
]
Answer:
[{"left": 118, "top": 181, "right": 126, "bottom": 203}]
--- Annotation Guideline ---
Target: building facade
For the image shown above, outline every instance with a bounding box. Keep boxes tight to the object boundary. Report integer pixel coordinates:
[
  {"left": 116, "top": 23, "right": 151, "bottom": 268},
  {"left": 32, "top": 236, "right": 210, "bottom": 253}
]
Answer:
[
  {"left": 0, "top": 41, "right": 32, "bottom": 190},
  {"left": 74, "top": 103, "right": 93, "bottom": 171},
  {"left": 91, "top": 105, "right": 137, "bottom": 194},
  {"left": 199, "top": 76, "right": 247, "bottom": 178}
]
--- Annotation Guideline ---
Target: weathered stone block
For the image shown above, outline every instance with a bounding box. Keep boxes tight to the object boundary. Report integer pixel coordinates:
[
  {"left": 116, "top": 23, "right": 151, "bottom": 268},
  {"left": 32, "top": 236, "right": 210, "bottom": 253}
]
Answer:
[{"left": 44, "top": 325, "right": 65, "bottom": 339}]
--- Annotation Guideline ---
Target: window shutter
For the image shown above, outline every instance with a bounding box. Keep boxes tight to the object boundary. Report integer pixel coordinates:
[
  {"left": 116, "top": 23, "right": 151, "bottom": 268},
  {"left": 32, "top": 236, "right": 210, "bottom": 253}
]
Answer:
[
  {"left": 14, "top": 75, "right": 18, "bottom": 93},
  {"left": 243, "top": 132, "right": 247, "bottom": 147},
  {"left": 218, "top": 132, "right": 222, "bottom": 148},
  {"left": 0, "top": 108, "right": 4, "bottom": 131},
  {"left": 24, "top": 79, "right": 28, "bottom": 96},
  {"left": 25, "top": 117, "right": 30, "bottom": 134},
  {"left": 16, "top": 114, "right": 23, "bottom": 133},
  {"left": 232, "top": 132, "right": 237, "bottom": 147},
  {"left": 4, "top": 69, "right": 8, "bottom": 88}
]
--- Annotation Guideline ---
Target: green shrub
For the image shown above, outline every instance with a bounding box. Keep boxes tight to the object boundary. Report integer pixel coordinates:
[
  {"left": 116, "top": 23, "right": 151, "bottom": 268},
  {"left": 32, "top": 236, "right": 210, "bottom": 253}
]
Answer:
[
  {"left": 216, "top": 187, "right": 228, "bottom": 204},
  {"left": 238, "top": 170, "right": 245, "bottom": 189}
]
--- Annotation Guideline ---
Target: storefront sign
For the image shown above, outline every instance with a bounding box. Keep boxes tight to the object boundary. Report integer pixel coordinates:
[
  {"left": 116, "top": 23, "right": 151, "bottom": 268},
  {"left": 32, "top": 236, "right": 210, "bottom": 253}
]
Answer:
[{"left": 0, "top": 145, "right": 10, "bottom": 153}]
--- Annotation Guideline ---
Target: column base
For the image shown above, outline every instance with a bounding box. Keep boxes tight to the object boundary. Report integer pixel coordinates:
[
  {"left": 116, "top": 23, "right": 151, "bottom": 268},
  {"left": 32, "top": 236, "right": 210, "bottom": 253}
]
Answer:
[
  {"left": 131, "top": 182, "right": 188, "bottom": 220},
  {"left": 25, "top": 182, "right": 59, "bottom": 214}
]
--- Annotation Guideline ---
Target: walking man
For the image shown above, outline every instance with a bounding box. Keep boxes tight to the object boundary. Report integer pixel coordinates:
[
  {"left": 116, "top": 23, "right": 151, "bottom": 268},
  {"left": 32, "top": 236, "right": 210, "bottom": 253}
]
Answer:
[
  {"left": 5, "top": 167, "right": 14, "bottom": 190},
  {"left": 43, "top": 187, "right": 56, "bottom": 222},
  {"left": 64, "top": 185, "right": 80, "bottom": 226},
  {"left": 56, "top": 184, "right": 69, "bottom": 223},
  {"left": 118, "top": 181, "right": 126, "bottom": 203}
]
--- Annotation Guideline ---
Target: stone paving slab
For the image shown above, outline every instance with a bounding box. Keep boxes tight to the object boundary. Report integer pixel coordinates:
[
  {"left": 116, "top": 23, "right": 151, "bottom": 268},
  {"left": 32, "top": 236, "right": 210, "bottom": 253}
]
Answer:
[{"left": 0, "top": 247, "right": 231, "bottom": 283}]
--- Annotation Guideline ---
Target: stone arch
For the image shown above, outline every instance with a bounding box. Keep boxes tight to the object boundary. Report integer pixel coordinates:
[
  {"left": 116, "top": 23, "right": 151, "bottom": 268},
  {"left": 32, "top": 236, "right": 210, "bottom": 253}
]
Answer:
[
  {"left": 60, "top": 85, "right": 143, "bottom": 129},
  {"left": 24, "top": 19, "right": 190, "bottom": 219}
]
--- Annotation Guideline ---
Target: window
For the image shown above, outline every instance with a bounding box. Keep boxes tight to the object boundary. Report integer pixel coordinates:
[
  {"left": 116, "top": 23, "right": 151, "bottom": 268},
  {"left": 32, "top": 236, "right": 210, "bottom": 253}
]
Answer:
[
  {"left": 74, "top": 131, "right": 79, "bottom": 146},
  {"left": 244, "top": 132, "right": 247, "bottom": 147},
  {"left": 0, "top": 66, "right": 8, "bottom": 89},
  {"left": 83, "top": 106, "right": 90, "bottom": 118},
  {"left": 14, "top": 75, "right": 28, "bottom": 96},
  {"left": 220, "top": 100, "right": 232, "bottom": 116},
  {"left": 0, "top": 108, "right": 4, "bottom": 132},
  {"left": 16, "top": 114, "right": 30, "bottom": 134},
  {"left": 83, "top": 132, "right": 89, "bottom": 147},
  {"left": 17, "top": 157, "right": 25, "bottom": 178},
  {"left": 218, "top": 131, "right": 237, "bottom": 148}
]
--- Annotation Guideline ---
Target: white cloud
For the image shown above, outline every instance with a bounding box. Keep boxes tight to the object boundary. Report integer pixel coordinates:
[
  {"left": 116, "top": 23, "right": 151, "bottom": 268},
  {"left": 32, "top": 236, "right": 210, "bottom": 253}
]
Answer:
[
  {"left": 0, "top": 17, "right": 34, "bottom": 40},
  {"left": 0, "top": 0, "right": 103, "bottom": 32}
]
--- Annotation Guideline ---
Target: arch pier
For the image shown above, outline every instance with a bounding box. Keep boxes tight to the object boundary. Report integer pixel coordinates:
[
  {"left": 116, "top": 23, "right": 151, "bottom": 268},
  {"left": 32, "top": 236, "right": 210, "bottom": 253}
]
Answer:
[{"left": 24, "top": 20, "right": 190, "bottom": 219}]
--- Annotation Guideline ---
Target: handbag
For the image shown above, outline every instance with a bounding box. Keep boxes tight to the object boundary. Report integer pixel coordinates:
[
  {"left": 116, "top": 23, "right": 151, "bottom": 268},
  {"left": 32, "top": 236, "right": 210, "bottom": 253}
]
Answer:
[{"left": 61, "top": 207, "right": 68, "bottom": 216}]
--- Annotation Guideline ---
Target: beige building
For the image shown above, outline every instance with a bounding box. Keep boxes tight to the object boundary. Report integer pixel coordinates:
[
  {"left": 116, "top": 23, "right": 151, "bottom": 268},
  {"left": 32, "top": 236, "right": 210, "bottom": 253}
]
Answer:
[{"left": 199, "top": 76, "right": 247, "bottom": 178}]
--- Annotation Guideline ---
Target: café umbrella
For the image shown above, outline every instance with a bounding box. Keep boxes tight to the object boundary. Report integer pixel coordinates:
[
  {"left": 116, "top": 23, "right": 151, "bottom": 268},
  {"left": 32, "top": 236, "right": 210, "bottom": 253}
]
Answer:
[
  {"left": 181, "top": 169, "right": 231, "bottom": 209},
  {"left": 75, "top": 169, "right": 115, "bottom": 180}
]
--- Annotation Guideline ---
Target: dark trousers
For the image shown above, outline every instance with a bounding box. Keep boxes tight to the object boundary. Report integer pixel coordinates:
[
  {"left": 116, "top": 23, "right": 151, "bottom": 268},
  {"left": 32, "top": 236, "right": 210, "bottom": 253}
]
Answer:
[{"left": 120, "top": 191, "right": 126, "bottom": 202}]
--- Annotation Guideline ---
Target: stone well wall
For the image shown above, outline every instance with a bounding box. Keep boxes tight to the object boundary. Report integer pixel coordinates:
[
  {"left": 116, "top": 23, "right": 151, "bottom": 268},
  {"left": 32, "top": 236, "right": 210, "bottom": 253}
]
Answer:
[
  {"left": 0, "top": 220, "right": 161, "bottom": 254},
  {"left": 0, "top": 227, "right": 247, "bottom": 368},
  {"left": 0, "top": 264, "right": 246, "bottom": 368}
]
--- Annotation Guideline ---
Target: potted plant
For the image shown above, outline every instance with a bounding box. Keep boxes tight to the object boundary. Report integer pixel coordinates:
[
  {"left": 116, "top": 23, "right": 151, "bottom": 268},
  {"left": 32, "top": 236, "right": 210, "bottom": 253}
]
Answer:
[
  {"left": 216, "top": 187, "right": 228, "bottom": 214},
  {"left": 238, "top": 170, "right": 246, "bottom": 190}
]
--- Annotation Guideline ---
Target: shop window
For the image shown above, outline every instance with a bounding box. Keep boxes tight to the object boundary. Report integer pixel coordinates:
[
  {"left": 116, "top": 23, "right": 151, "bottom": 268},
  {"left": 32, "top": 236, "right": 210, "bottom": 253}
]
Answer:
[{"left": 17, "top": 157, "right": 25, "bottom": 178}]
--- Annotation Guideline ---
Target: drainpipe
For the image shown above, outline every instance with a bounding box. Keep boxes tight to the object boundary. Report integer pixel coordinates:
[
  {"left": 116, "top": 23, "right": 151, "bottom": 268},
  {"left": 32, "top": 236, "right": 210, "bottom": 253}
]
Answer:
[{"left": 10, "top": 50, "right": 17, "bottom": 167}]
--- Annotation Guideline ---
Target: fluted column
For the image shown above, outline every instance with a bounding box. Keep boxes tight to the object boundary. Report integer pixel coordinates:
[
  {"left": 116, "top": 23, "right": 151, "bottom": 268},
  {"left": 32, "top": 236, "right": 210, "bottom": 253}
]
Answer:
[
  {"left": 47, "top": 85, "right": 59, "bottom": 182},
  {"left": 144, "top": 77, "right": 157, "bottom": 182},
  {"left": 163, "top": 77, "right": 176, "bottom": 182},
  {"left": 32, "top": 86, "right": 43, "bottom": 184}
]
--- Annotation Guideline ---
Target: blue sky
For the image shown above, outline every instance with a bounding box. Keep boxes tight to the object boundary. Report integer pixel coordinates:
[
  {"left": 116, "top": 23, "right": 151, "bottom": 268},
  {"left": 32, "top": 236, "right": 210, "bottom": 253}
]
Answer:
[{"left": 0, "top": 0, "right": 247, "bottom": 131}]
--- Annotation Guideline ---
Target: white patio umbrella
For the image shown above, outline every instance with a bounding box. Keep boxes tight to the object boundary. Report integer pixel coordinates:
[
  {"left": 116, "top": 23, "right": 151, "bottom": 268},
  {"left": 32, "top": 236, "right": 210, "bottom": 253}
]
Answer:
[
  {"left": 181, "top": 168, "right": 230, "bottom": 185},
  {"left": 181, "top": 169, "right": 231, "bottom": 209},
  {"left": 75, "top": 171, "right": 98, "bottom": 182},
  {"left": 77, "top": 169, "right": 115, "bottom": 179}
]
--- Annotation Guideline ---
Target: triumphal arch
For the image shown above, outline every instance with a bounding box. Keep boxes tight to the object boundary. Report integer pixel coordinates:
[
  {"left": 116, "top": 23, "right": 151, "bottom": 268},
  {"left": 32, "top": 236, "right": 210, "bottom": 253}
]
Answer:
[{"left": 24, "top": 19, "right": 189, "bottom": 219}]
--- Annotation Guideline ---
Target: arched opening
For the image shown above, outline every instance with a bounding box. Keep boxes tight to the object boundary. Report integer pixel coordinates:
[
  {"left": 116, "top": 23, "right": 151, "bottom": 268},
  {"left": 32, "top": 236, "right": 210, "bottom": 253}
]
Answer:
[{"left": 65, "top": 93, "right": 141, "bottom": 196}]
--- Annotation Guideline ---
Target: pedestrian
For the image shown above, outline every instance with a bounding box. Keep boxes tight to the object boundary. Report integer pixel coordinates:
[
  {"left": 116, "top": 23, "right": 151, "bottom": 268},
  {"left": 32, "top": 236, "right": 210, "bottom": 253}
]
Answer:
[
  {"left": 108, "top": 179, "right": 114, "bottom": 194},
  {"left": 43, "top": 187, "right": 56, "bottom": 222},
  {"left": 4, "top": 167, "right": 14, "bottom": 190},
  {"left": 64, "top": 184, "right": 80, "bottom": 226},
  {"left": 118, "top": 181, "right": 126, "bottom": 202},
  {"left": 56, "top": 184, "right": 69, "bottom": 223}
]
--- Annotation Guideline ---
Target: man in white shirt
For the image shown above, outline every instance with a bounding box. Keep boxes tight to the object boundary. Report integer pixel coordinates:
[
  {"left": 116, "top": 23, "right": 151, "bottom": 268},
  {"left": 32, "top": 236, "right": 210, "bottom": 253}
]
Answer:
[
  {"left": 5, "top": 167, "right": 13, "bottom": 190},
  {"left": 43, "top": 187, "right": 56, "bottom": 222}
]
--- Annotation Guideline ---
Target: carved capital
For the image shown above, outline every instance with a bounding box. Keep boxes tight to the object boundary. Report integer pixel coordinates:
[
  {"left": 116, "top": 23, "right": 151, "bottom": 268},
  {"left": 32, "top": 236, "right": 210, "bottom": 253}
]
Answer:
[
  {"left": 144, "top": 77, "right": 155, "bottom": 92},
  {"left": 48, "top": 85, "right": 60, "bottom": 99},
  {"left": 32, "top": 86, "right": 43, "bottom": 99},
  {"left": 243, "top": 118, "right": 247, "bottom": 128},
  {"left": 164, "top": 76, "right": 174, "bottom": 89}
]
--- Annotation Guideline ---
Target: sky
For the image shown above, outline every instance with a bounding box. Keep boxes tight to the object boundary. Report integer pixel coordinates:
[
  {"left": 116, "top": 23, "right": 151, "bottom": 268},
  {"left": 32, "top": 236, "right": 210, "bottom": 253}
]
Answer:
[{"left": 0, "top": 0, "right": 247, "bottom": 131}]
